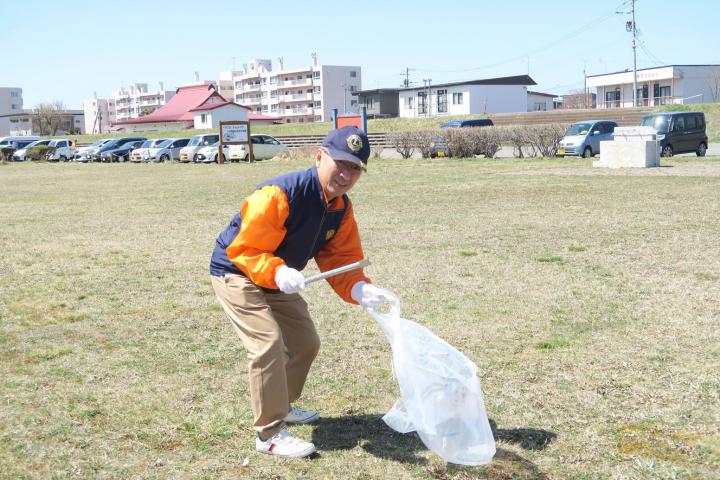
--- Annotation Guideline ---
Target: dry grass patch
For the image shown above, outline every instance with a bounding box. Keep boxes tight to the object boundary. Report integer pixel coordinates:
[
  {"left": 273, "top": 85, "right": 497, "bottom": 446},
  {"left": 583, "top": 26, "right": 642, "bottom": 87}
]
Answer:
[{"left": 1, "top": 157, "right": 719, "bottom": 479}]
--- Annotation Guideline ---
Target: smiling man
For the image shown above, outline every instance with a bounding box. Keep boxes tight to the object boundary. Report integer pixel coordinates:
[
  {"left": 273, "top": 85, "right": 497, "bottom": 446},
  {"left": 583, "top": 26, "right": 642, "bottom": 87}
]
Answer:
[{"left": 209, "top": 126, "right": 391, "bottom": 458}]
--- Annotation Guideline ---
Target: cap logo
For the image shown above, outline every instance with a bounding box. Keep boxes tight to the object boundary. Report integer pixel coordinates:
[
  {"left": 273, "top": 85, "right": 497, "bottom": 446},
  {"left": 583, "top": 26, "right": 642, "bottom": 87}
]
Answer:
[{"left": 346, "top": 134, "right": 363, "bottom": 153}]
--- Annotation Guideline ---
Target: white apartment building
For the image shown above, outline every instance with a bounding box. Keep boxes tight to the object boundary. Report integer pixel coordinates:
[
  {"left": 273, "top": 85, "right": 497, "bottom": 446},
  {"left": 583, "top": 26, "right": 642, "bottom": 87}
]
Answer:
[
  {"left": 0, "top": 87, "right": 27, "bottom": 136},
  {"left": 83, "top": 94, "right": 116, "bottom": 134},
  {"left": 113, "top": 82, "right": 175, "bottom": 121},
  {"left": 228, "top": 57, "right": 361, "bottom": 123},
  {"left": 587, "top": 64, "right": 720, "bottom": 109}
]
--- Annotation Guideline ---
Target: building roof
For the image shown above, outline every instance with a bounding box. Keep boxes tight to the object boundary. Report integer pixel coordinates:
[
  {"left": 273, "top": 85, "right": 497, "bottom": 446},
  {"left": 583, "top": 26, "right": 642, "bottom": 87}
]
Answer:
[
  {"left": 527, "top": 90, "right": 557, "bottom": 98},
  {"left": 115, "top": 84, "right": 222, "bottom": 125},
  {"left": 189, "top": 100, "right": 250, "bottom": 112},
  {"left": 353, "top": 88, "right": 400, "bottom": 96},
  {"left": 248, "top": 113, "right": 283, "bottom": 122},
  {"left": 586, "top": 64, "right": 720, "bottom": 78},
  {"left": 399, "top": 75, "right": 536, "bottom": 92}
]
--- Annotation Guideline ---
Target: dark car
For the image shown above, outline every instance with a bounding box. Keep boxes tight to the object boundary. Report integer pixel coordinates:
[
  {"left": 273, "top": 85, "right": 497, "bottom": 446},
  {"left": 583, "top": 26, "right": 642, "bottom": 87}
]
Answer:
[
  {"left": 640, "top": 112, "right": 708, "bottom": 157},
  {"left": 92, "top": 136, "right": 147, "bottom": 161},
  {"left": 100, "top": 140, "right": 145, "bottom": 162},
  {"left": 441, "top": 118, "right": 494, "bottom": 128}
]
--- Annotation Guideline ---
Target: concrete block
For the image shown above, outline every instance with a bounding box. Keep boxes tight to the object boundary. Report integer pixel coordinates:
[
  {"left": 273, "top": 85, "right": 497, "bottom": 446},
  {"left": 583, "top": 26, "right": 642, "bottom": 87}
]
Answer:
[{"left": 594, "top": 127, "right": 660, "bottom": 168}]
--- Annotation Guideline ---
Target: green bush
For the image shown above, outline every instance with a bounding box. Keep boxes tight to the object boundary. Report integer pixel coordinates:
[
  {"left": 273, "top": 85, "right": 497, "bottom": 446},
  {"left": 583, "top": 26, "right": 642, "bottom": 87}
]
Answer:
[
  {"left": 26, "top": 145, "right": 55, "bottom": 161},
  {"left": 0, "top": 146, "right": 14, "bottom": 163}
]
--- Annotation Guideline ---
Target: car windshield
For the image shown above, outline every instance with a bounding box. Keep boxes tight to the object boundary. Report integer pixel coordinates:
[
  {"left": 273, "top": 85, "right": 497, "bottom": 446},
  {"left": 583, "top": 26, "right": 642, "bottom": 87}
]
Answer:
[
  {"left": 565, "top": 123, "right": 593, "bottom": 136},
  {"left": 140, "top": 140, "right": 154, "bottom": 148},
  {"left": 640, "top": 115, "right": 669, "bottom": 133},
  {"left": 441, "top": 121, "right": 462, "bottom": 128},
  {"left": 157, "top": 139, "right": 173, "bottom": 148},
  {"left": 188, "top": 136, "right": 202, "bottom": 146}
]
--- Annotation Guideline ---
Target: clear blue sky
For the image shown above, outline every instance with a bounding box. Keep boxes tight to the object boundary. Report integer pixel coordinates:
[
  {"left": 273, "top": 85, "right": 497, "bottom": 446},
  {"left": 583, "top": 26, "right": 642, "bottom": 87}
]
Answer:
[{"left": 4, "top": 0, "right": 719, "bottom": 109}]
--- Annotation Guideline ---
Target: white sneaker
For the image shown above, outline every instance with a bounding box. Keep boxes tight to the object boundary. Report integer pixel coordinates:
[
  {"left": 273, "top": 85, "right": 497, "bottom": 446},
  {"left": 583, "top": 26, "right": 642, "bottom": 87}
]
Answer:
[
  {"left": 255, "top": 429, "right": 316, "bottom": 458},
  {"left": 284, "top": 405, "right": 320, "bottom": 425}
]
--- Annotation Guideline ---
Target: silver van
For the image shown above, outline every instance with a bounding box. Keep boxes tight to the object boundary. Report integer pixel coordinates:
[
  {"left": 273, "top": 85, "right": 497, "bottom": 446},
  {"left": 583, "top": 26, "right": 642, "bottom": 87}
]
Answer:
[{"left": 557, "top": 120, "right": 618, "bottom": 158}]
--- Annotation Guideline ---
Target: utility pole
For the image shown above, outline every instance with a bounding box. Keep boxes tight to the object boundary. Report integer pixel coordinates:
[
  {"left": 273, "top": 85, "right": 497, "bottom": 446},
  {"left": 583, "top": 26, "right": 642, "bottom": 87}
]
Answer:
[
  {"left": 583, "top": 61, "right": 588, "bottom": 109},
  {"left": 423, "top": 79, "right": 432, "bottom": 116},
  {"left": 629, "top": 0, "right": 638, "bottom": 107},
  {"left": 400, "top": 67, "right": 415, "bottom": 87}
]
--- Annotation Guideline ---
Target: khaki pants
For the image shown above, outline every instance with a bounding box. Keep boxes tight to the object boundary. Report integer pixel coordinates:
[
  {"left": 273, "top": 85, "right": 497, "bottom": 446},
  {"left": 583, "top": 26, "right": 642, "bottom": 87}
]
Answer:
[{"left": 211, "top": 274, "right": 320, "bottom": 437}]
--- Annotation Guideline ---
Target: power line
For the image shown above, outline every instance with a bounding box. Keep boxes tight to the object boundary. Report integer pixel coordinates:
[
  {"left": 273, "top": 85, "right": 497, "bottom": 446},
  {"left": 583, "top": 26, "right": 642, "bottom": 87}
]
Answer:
[{"left": 414, "top": 0, "right": 632, "bottom": 75}]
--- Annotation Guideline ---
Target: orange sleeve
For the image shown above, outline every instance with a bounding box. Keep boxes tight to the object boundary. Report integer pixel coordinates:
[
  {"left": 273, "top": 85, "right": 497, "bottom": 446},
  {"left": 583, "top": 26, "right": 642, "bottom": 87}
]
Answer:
[
  {"left": 315, "top": 198, "right": 371, "bottom": 304},
  {"left": 226, "top": 185, "right": 289, "bottom": 289}
]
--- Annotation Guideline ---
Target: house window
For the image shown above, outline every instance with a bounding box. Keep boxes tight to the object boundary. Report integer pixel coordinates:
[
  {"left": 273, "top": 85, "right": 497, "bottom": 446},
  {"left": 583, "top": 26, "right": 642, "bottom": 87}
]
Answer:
[
  {"left": 417, "top": 92, "right": 427, "bottom": 114},
  {"left": 533, "top": 102, "right": 547, "bottom": 111},
  {"left": 350, "top": 71, "right": 357, "bottom": 78},
  {"left": 201, "top": 114, "right": 207, "bottom": 123},
  {"left": 405, "top": 96, "right": 414, "bottom": 109},
  {"left": 271, "top": 90, "right": 278, "bottom": 98},
  {"left": 270, "top": 76, "right": 278, "bottom": 84},
  {"left": 314, "top": 101, "right": 321, "bottom": 108},
  {"left": 11, "top": 104, "right": 19, "bottom": 110},
  {"left": 452, "top": 92, "right": 463, "bottom": 105},
  {"left": 313, "top": 71, "right": 320, "bottom": 79},
  {"left": 367, "top": 96, "right": 376, "bottom": 109},
  {"left": 262, "top": 105, "right": 268, "bottom": 112},
  {"left": 349, "top": 85, "right": 357, "bottom": 92},
  {"left": 437, "top": 89, "right": 447, "bottom": 113},
  {"left": 315, "top": 115, "right": 322, "bottom": 121},
  {"left": 313, "top": 86, "right": 321, "bottom": 93},
  {"left": 350, "top": 100, "right": 357, "bottom": 107}
]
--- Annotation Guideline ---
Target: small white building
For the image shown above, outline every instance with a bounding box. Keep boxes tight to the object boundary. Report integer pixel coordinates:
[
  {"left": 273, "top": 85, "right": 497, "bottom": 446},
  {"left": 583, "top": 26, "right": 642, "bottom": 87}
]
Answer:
[
  {"left": 587, "top": 64, "right": 720, "bottom": 109},
  {"left": 397, "top": 75, "right": 537, "bottom": 118},
  {"left": 190, "top": 101, "right": 250, "bottom": 129},
  {"left": 527, "top": 91, "right": 557, "bottom": 111}
]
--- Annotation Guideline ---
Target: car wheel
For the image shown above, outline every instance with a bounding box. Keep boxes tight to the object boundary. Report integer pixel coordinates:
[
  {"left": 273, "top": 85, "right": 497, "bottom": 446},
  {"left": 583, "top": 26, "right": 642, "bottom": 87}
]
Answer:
[
  {"left": 582, "top": 146, "right": 593, "bottom": 158},
  {"left": 661, "top": 145, "right": 673, "bottom": 157},
  {"left": 213, "top": 154, "right": 219, "bottom": 163},
  {"left": 696, "top": 143, "right": 707, "bottom": 157},
  {"left": 244, "top": 154, "right": 249, "bottom": 162},
  {"left": 160, "top": 154, "right": 169, "bottom": 162},
  {"left": 59, "top": 155, "right": 67, "bottom": 162}
]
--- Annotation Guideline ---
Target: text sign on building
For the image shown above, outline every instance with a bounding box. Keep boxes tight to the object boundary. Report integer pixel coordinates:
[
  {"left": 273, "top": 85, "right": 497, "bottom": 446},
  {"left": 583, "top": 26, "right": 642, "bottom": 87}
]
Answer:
[{"left": 222, "top": 123, "right": 248, "bottom": 144}]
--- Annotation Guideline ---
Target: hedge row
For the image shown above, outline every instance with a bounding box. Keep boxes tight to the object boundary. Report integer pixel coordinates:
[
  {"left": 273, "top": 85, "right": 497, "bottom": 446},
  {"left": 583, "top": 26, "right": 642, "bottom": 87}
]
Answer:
[{"left": 388, "top": 123, "right": 569, "bottom": 159}]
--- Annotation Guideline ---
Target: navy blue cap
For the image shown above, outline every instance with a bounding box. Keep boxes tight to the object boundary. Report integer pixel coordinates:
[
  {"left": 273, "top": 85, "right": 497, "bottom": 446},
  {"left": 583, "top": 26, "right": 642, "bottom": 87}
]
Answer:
[{"left": 321, "top": 126, "right": 370, "bottom": 167}]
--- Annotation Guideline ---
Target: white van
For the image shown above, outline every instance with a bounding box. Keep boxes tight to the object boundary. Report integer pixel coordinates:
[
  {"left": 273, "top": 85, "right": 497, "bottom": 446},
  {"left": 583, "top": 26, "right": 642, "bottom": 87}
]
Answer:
[{"left": 0, "top": 135, "right": 40, "bottom": 150}]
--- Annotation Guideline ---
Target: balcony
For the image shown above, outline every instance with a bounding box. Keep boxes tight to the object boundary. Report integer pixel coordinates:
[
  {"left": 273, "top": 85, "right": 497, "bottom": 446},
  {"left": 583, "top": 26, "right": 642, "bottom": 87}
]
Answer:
[
  {"left": 238, "top": 97, "right": 261, "bottom": 106},
  {"left": 280, "top": 93, "right": 313, "bottom": 103},
  {"left": 240, "top": 83, "right": 262, "bottom": 93},
  {"left": 277, "top": 78, "right": 313, "bottom": 88},
  {"left": 282, "top": 107, "right": 314, "bottom": 116}
]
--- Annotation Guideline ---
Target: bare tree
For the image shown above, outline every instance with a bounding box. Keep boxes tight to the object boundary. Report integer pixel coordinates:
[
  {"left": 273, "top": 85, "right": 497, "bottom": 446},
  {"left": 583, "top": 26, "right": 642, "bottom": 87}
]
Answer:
[{"left": 33, "top": 101, "right": 66, "bottom": 135}]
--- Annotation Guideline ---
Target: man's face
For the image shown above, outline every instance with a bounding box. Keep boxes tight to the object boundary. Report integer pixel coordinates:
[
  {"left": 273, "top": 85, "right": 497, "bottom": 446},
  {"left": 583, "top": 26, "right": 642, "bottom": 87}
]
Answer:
[{"left": 315, "top": 149, "right": 363, "bottom": 200}]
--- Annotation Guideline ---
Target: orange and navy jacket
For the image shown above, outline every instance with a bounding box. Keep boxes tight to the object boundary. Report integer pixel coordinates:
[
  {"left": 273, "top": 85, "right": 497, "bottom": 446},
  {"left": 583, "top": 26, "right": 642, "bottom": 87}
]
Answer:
[{"left": 210, "top": 166, "right": 369, "bottom": 303}]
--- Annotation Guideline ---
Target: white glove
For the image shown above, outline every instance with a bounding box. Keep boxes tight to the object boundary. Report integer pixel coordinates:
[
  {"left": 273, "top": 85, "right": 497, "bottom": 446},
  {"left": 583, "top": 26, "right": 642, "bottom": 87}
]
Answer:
[
  {"left": 351, "top": 281, "right": 392, "bottom": 309},
  {"left": 275, "top": 265, "right": 306, "bottom": 293}
]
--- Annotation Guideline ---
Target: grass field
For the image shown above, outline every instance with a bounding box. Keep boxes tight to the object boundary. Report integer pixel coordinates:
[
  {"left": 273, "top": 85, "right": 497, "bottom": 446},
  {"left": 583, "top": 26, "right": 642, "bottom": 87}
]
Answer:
[{"left": 1, "top": 156, "right": 719, "bottom": 479}]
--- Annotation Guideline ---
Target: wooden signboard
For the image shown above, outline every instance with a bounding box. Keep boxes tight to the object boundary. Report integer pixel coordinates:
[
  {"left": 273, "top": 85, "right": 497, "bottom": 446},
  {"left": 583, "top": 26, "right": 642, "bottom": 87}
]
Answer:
[{"left": 218, "top": 120, "right": 253, "bottom": 163}]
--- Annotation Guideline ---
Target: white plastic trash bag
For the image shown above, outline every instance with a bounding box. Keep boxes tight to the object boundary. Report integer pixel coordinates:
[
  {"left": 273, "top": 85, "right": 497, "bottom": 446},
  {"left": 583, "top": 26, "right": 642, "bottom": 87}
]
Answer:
[{"left": 367, "top": 292, "right": 496, "bottom": 465}]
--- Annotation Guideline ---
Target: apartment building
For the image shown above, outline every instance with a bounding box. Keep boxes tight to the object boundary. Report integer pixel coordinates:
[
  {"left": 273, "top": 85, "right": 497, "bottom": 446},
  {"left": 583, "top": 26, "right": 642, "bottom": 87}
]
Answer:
[
  {"left": 227, "top": 56, "right": 361, "bottom": 123},
  {"left": 113, "top": 82, "right": 175, "bottom": 121},
  {"left": 0, "top": 87, "right": 26, "bottom": 136},
  {"left": 83, "top": 94, "right": 116, "bottom": 134}
]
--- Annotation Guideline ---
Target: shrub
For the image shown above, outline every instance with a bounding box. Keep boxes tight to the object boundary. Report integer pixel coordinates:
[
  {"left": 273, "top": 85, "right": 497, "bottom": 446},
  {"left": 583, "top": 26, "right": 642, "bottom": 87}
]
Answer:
[
  {"left": 27, "top": 145, "right": 55, "bottom": 161},
  {"left": 389, "top": 131, "right": 417, "bottom": 159},
  {"left": 415, "top": 130, "right": 440, "bottom": 159},
  {"left": 0, "top": 146, "right": 13, "bottom": 163}
]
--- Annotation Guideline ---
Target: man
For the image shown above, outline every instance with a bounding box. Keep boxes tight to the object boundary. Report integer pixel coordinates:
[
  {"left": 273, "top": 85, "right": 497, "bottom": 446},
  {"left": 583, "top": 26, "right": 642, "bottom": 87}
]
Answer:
[{"left": 210, "top": 126, "right": 391, "bottom": 458}]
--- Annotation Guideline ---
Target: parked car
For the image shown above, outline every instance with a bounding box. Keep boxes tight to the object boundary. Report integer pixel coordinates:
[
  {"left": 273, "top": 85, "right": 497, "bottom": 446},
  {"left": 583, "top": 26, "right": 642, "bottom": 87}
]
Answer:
[
  {"left": 228, "top": 134, "right": 287, "bottom": 161},
  {"left": 74, "top": 138, "right": 113, "bottom": 162},
  {"left": 91, "top": 136, "right": 147, "bottom": 162},
  {"left": 556, "top": 120, "right": 618, "bottom": 158},
  {"left": 45, "top": 139, "right": 76, "bottom": 161},
  {"left": 194, "top": 142, "right": 228, "bottom": 163},
  {"left": 12, "top": 139, "right": 53, "bottom": 161},
  {"left": 441, "top": 118, "right": 494, "bottom": 128},
  {"left": 178, "top": 134, "right": 219, "bottom": 162},
  {"left": 0, "top": 135, "right": 40, "bottom": 150},
  {"left": 100, "top": 140, "right": 145, "bottom": 162},
  {"left": 129, "top": 139, "right": 167, "bottom": 162},
  {"left": 429, "top": 135, "right": 450, "bottom": 158},
  {"left": 147, "top": 137, "right": 191, "bottom": 162},
  {"left": 640, "top": 111, "right": 708, "bottom": 157}
]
